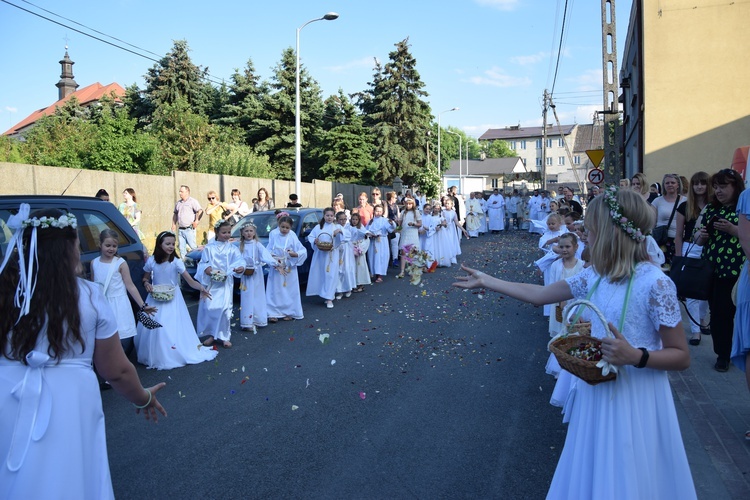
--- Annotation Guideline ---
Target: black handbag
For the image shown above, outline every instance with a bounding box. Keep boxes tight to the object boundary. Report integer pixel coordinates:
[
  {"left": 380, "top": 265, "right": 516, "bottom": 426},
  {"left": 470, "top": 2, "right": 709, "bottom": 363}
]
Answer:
[
  {"left": 669, "top": 247, "right": 713, "bottom": 300},
  {"left": 652, "top": 196, "right": 680, "bottom": 246}
]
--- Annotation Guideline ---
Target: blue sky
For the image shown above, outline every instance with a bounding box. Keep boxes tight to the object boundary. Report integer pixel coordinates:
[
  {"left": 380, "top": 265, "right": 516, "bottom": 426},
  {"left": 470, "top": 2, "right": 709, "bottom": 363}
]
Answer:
[{"left": 0, "top": 0, "right": 633, "bottom": 137}]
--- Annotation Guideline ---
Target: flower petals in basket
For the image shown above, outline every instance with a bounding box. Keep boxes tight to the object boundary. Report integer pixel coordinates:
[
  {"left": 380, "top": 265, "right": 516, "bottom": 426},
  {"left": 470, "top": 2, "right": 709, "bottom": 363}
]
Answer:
[
  {"left": 210, "top": 270, "right": 228, "bottom": 282},
  {"left": 151, "top": 284, "right": 175, "bottom": 302},
  {"left": 315, "top": 232, "right": 334, "bottom": 251},
  {"left": 547, "top": 299, "right": 617, "bottom": 385}
]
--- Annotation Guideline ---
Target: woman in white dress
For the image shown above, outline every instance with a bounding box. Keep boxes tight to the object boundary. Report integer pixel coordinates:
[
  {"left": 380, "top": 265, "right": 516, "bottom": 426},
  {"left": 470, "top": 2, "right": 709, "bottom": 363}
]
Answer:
[
  {"left": 366, "top": 204, "right": 395, "bottom": 282},
  {"left": 454, "top": 188, "right": 696, "bottom": 499},
  {"left": 306, "top": 208, "right": 345, "bottom": 308},
  {"left": 137, "top": 231, "right": 217, "bottom": 369},
  {"left": 266, "top": 214, "right": 308, "bottom": 321},
  {"left": 238, "top": 223, "right": 277, "bottom": 332},
  {"left": 196, "top": 221, "right": 246, "bottom": 348},
  {"left": 1, "top": 206, "right": 166, "bottom": 499}
]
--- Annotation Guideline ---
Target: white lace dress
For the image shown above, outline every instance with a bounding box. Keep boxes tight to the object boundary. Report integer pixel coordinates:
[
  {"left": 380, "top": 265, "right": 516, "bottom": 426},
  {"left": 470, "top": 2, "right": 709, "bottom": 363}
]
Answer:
[{"left": 547, "top": 263, "right": 696, "bottom": 499}]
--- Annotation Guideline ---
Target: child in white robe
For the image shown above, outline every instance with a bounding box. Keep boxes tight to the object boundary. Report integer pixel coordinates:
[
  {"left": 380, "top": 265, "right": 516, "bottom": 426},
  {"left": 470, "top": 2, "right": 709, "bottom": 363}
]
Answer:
[
  {"left": 197, "top": 220, "right": 246, "bottom": 348},
  {"left": 238, "top": 223, "right": 277, "bottom": 332},
  {"left": 366, "top": 204, "right": 395, "bottom": 282},
  {"left": 266, "top": 214, "right": 307, "bottom": 321},
  {"left": 349, "top": 213, "right": 371, "bottom": 292},
  {"left": 306, "top": 207, "right": 345, "bottom": 308},
  {"left": 432, "top": 204, "right": 452, "bottom": 268},
  {"left": 535, "top": 213, "right": 566, "bottom": 317},
  {"left": 335, "top": 211, "right": 356, "bottom": 299}
]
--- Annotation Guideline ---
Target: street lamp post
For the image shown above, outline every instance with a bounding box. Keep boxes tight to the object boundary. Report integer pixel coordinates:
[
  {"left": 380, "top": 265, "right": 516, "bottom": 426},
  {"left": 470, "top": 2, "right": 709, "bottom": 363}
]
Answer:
[
  {"left": 295, "top": 12, "right": 339, "bottom": 199},
  {"left": 445, "top": 130, "right": 462, "bottom": 194},
  {"left": 436, "top": 107, "right": 459, "bottom": 183}
]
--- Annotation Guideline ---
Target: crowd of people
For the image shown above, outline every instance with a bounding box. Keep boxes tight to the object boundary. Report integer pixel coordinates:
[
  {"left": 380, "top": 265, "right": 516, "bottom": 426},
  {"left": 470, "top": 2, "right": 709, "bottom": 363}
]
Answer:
[{"left": 3, "top": 168, "right": 749, "bottom": 497}]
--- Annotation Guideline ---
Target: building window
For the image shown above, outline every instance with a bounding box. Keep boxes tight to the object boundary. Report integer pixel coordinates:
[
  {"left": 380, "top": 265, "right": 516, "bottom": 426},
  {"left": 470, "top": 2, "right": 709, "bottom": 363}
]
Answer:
[
  {"left": 545, "top": 139, "right": 552, "bottom": 148},
  {"left": 521, "top": 158, "right": 526, "bottom": 166},
  {"left": 520, "top": 140, "right": 526, "bottom": 150},
  {"left": 558, "top": 138, "right": 564, "bottom": 147},
  {"left": 509, "top": 141, "right": 516, "bottom": 150},
  {"left": 558, "top": 157, "right": 565, "bottom": 165},
  {"left": 546, "top": 157, "right": 553, "bottom": 166},
  {"left": 536, "top": 139, "right": 542, "bottom": 149},
  {"left": 536, "top": 158, "right": 542, "bottom": 167},
  {"left": 491, "top": 178, "right": 499, "bottom": 188},
  {"left": 573, "top": 155, "right": 581, "bottom": 165}
]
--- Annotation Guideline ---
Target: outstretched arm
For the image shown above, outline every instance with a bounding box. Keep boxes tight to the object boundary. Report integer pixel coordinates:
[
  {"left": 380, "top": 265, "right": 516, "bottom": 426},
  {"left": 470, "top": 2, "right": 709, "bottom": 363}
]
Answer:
[{"left": 453, "top": 264, "right": 573, "bottom": 306}]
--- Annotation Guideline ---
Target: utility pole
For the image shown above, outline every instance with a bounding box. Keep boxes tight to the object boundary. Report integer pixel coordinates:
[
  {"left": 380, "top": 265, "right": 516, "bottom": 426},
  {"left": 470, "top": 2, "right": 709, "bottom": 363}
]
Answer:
[
  {"left": 541, "top": 89, "right": 550, "bottom": 191},
  {"left": 601, "top": 0, "right": 622, "bottom": 185}
]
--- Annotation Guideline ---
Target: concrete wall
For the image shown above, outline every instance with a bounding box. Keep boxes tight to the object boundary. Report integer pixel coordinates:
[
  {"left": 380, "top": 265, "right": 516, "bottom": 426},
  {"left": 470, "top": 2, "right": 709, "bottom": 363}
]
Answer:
[{"left": 0, "top": 162, "right": 393, "bottom": 251}]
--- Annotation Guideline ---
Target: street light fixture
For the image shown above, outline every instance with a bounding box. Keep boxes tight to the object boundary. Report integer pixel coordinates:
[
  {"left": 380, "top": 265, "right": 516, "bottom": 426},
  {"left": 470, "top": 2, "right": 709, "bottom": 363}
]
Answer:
[
  {"left": 445, "top": 130, "right": 462, "bottom": 194},
  {"left": 295, "top": 12, "right": 339, "bottom": 198},
  {"left": 437, "top": 107, "right": 459, "bottom": 184}
]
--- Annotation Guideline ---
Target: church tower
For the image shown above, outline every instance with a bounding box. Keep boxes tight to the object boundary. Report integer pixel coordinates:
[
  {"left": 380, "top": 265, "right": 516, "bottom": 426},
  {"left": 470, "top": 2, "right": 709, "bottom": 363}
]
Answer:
[{"left": 55, "top": 47, "right": 79, "bottom": 100}]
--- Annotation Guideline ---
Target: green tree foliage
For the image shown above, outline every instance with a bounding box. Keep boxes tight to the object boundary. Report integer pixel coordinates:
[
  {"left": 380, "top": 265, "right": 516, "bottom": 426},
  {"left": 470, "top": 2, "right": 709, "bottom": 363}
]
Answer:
[
  {"left": 367, "top": 38, "right": 432, "bottom": 185},
  {"left": 483, "top": 139, "right": 516, "bottom": 158},
  {"left": 254, "top": 48, "right": 326, "bottom": 181},
  {"left": 318, "top": 90, "right": 377, "bottom": 184},
  {"left": 150, "top": 97, "right": 215, "bottom": 171},
  {"left": 217, "top": 59, "right": 269, "bottom": 145},
  {"left": 0, "top": 135, "right": 24, "bottom": 163},
  {"left": 140, "top": 40, "right": 215, "bottom": 119}
]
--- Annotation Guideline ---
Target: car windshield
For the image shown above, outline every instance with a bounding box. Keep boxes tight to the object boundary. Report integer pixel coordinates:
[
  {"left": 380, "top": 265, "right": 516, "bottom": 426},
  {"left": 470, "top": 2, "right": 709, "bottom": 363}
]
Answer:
[{"left": 231, "top": 213, "right": 300, "bottom": 239}]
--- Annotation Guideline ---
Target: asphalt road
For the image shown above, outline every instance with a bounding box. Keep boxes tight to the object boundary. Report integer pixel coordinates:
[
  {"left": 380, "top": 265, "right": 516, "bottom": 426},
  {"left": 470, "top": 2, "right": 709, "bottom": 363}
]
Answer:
[{"left": 102, "top": 231, "right": 567, "bottom": 499}]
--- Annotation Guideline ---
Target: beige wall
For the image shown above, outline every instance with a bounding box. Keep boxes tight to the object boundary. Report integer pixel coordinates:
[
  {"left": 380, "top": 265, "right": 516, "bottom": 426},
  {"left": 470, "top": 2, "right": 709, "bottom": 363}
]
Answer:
[
  {"left": 0, "top": 162, "right": 357, "bottom": 251},
  {"left": 642, "top": 1, "right": 750, "bottom": 183}
]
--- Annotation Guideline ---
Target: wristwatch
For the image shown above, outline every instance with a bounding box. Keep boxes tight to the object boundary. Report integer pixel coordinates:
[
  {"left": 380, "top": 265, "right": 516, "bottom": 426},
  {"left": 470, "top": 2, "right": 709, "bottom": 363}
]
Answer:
[{"left": 635, "top": 347, "right": 649, "bottom": 368}]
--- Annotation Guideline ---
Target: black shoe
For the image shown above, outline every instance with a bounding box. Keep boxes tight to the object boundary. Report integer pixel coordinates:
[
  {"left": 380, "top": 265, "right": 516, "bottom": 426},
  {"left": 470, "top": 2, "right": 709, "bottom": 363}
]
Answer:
[
  {"left": 689, "top": 337, "right": 701, "bottom": 346},
  {"left": 700, "top": 326, "right": 711, "bottom": 335},
  {"left": 714, "top": 359, "right": 730, "bottom": 372}
]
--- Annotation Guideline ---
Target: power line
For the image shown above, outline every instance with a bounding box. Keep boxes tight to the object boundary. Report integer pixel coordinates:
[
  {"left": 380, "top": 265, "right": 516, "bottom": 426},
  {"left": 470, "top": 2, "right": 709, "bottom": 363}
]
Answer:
[
  {"left": 550, "top": 0, "right": 571, "bottom": 96},
  {"left": 1, "top": 0, "right": 226, "bottom": 87}
]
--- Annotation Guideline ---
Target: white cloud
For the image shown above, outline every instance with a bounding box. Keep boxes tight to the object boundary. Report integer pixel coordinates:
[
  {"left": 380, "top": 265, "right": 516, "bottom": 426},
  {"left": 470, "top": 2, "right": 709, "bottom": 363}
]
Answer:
[
  {"left": 475, "top": 0, "right": 520, "bottom": 11},
  {"left": 466, "top": 66, "right": 531, "bottom": 88},
  {"left": 3, "top": 106, "right": 18, "bottom": 113},
  {"left": 325, "top": 57, "right": 376, "bottom": 74},
  {"left": 567, "top": 69, "right": 602, "bottom": 91},
  {"left": 510, "top": 52, "right": 547, "bottom": 66}
]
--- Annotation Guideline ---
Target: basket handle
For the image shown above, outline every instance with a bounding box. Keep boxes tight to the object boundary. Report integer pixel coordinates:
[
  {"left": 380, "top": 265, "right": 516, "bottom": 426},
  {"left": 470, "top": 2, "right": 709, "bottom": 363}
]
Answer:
[{"left": 561, "top": 299, "right": 614, "bottom": 339}]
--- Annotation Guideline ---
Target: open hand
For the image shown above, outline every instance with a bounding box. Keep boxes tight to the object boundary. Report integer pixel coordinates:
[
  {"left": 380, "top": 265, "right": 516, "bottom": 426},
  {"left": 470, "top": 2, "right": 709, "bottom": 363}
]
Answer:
[
  {"left": 136, "top": 383, "right": 168, "bottom": 423},
  {"left": 452, "top": 264, "right": 485, "bottom": 290}
]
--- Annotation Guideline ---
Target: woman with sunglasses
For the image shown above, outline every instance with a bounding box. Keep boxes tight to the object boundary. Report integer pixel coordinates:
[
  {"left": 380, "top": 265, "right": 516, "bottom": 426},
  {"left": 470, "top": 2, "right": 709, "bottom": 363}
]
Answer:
[
  {"left": 204, "top": 190, "right": 227, "bottom": 242},
  {"left": 674, "top": 171, "right": 712, "bottom": 345},
  {"left": 695, "top": 169, "right": 746, "bottom": 372}
]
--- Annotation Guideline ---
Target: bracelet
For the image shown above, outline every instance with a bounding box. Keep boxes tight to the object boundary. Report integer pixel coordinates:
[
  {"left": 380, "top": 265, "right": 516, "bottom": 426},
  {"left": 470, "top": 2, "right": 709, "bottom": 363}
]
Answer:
[
  {"left": 634, "top": 347, "right": 649, "bottom": 369},
  {"left": 133, "top": 389, "right": 152, "bottom": 409}
]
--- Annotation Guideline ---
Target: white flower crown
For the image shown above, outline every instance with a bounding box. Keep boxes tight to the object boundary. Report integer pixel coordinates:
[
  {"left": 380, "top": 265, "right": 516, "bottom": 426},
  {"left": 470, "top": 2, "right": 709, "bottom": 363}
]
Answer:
[{"left": 21, "top": 213, "right": 78, "bottom": 230}]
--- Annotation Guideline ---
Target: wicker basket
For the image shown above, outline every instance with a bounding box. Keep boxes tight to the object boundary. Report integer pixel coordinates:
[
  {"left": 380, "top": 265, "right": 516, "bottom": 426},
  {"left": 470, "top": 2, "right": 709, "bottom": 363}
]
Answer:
[
  {"left": 555, "top": 303, "right": 563, "bottom": 323},
  {"left": 243, "top": 267, "right": 255, "bottom": 276},
  {"left": 548, "top": 299, "right": 616, "bottom": 385},
  {"left": 315, "top": 232, "right": 334, "bottom": 251},
  {"left": 151, "top": 284, "right": 175, "bottom": 302}
]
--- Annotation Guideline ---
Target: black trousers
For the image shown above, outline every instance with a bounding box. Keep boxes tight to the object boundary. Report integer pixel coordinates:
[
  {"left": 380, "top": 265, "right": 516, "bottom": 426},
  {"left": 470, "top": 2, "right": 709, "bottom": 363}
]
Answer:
[{"left": 708, "top": 275, "right": 739, "bottom": 361}]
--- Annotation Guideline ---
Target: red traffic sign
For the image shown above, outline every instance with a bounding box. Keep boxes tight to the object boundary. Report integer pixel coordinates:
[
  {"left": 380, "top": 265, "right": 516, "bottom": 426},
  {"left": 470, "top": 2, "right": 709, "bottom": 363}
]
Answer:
[{"left": 588, "top": 168, "right": 604, "bottom": 185}]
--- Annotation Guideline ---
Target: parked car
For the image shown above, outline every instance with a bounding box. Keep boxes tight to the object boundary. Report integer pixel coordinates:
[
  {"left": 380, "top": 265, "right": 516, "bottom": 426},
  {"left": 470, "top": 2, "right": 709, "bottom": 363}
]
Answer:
[
  {"left": 182, "top": 208, "right": 323, "bottom": 292},
  {"left": 0, "top": 195, "right": 148, "bottom": 298}
]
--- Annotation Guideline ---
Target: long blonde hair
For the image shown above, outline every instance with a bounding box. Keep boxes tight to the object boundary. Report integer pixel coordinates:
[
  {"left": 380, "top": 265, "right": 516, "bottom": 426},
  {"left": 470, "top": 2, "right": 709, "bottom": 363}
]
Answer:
[
  {"left": 238, "top": 223, "right": 258, "bottom": 253},
  {"left": 586, "top": 189, "right": 655, "bottom": 281}
]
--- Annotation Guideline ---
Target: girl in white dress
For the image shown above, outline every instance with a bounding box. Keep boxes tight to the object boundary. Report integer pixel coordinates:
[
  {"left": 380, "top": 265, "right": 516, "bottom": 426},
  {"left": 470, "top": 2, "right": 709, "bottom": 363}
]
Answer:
[
  {"left": 431, "top": 204, "right": 452, "bottom": 268},
  {"left": 91, "top": 229, "right": 156, "bottom": 356},
  {"left": 306, "top": 208, "right": 345, "bottom": 308},
  {"left": 536, "top": 213, "right": 567, "bottom": 317},
  {"left": 238, "top": 223, "right": 277, "bottom": 332},
  {"left": 349, "top": 213, "right": 371, "bottom": 293},
  {"left": 1, "top": 206, "right": 166, "bottom": 500},
  {"left": 442, "top": 198, "right": 467, "bottom": 263},
  {"left": 196, "top": 221, "right": 246, "bottom": 348},
  {"left": 335, "top": 211, "right": 356, "bottom": 299},
  {"left": 419, "top": 204, "right": 436, "bottom": 268},
  {"left": 455, "top": 188, "right": 696, "bottom": 499},
  {"left": 137, "top": 231, "right": 217, "bottom": 369},
  {"left": 397, "top": 197, "right": 422, "bottom": 278},
  {"left": 266, "top": 214, "right": 307, "bottom": 321},
  {"left": 366, "top": 204, "right": 395, "bottom": 282}
]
